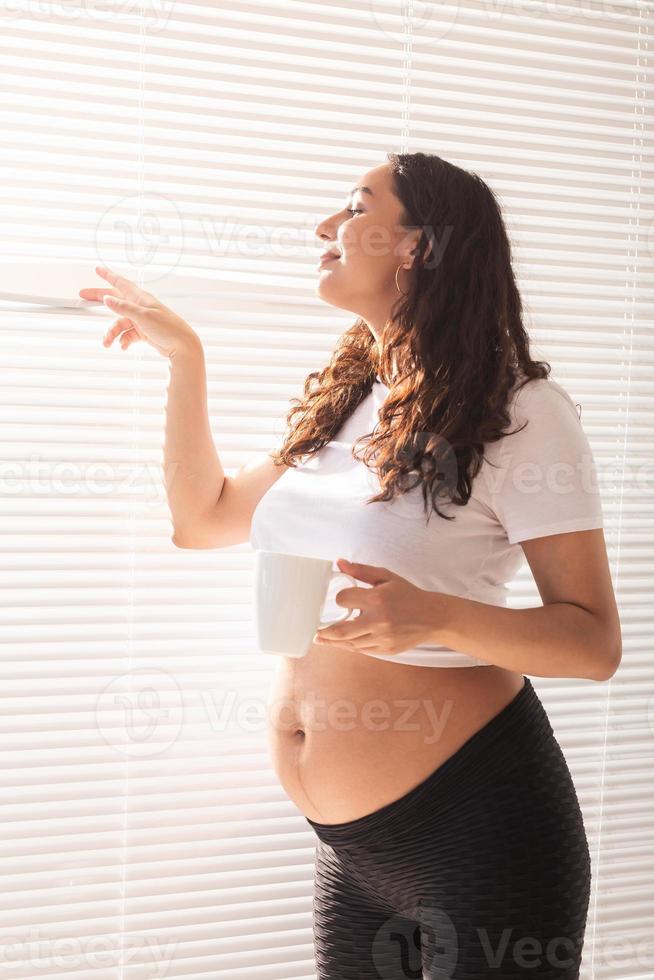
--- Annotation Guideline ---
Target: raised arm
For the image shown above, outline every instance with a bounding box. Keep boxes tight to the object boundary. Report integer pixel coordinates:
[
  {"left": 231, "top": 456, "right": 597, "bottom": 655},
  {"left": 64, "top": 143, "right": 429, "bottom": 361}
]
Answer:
[{"left": 79, "top": 265, "right": 288, "bottom": 549}]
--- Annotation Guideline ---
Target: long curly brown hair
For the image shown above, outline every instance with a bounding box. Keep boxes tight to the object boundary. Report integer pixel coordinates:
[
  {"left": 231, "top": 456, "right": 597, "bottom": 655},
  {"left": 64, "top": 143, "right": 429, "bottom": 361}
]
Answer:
[{"left": 269, "top": 151, "right": 551, "bottom": 526}]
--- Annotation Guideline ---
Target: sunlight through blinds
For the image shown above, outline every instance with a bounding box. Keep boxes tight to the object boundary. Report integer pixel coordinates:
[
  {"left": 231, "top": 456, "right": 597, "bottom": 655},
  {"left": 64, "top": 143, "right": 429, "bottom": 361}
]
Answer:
[{"left": 0, "top": 1, "right": 652, "bottom": 978}]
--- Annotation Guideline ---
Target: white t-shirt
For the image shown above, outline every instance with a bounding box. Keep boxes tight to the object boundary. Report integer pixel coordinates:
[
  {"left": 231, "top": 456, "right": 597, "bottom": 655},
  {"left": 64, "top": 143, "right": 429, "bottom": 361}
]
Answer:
[{"left": 250, "top": 376, "right": 604, "bottom": 667}]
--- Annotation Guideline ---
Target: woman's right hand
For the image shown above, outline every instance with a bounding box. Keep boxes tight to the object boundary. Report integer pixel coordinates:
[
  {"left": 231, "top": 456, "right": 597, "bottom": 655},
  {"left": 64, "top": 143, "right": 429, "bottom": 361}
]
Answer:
[{"left": 79, "top": 265, "right": 201, "bottom": 360}]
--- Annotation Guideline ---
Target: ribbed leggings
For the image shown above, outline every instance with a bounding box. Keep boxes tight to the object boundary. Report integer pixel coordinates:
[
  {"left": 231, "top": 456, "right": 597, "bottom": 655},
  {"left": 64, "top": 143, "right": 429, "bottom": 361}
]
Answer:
[{"left": 305, "top": 676, "right": 591, "bottom": 979}]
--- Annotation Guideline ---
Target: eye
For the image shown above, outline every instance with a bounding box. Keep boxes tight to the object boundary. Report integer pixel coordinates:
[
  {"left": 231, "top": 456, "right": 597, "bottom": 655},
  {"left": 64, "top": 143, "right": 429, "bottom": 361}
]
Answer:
[{"left": 346, "top": 208, "right": 364, "bottom": 217}]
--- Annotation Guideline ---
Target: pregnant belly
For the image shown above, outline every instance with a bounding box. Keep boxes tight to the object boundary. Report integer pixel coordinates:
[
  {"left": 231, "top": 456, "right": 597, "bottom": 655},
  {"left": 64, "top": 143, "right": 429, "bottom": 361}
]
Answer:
[{"left": 265, "top": 642, "right": 525, "bottom": 824}]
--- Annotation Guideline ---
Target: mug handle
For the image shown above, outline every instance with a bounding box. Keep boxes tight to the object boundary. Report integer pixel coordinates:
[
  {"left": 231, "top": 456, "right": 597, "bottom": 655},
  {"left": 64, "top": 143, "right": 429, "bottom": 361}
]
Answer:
[{"left": 318, "top": 571, "right": 359, "bottom": 627}]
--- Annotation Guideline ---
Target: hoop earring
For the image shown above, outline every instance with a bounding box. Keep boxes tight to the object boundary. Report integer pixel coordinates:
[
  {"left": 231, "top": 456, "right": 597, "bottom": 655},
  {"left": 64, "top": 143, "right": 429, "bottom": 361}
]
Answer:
[{"left": 395, "top": 263, "right": 404, "bottom": 294}]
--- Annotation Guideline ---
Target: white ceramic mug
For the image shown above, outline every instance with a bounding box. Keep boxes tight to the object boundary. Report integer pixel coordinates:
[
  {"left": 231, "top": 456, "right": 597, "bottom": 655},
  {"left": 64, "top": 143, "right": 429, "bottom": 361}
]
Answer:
[{"left": 254, "top": 550, "right": 359, "bottom": 657}]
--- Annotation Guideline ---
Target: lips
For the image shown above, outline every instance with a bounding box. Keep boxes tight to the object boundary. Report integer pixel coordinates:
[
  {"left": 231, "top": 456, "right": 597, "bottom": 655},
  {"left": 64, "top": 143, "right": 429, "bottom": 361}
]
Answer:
[{"left": 318, "top": 249, "right": 341, "bottom": 268}]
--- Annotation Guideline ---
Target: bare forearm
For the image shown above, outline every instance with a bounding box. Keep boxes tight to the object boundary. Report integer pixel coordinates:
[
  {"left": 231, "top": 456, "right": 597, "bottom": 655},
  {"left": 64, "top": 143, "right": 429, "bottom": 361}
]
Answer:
[
  {"left": 432, "top": 593, "right": 619, "bottom": 681},
  {"left": 164, "top": 339, "right": 225, "bottom": 533}
]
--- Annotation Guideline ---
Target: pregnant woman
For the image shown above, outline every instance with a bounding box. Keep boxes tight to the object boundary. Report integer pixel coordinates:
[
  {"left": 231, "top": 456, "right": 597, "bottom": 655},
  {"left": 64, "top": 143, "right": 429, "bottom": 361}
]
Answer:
[{"left": 81, "top": 151, "right": 622, "bottom": 980}]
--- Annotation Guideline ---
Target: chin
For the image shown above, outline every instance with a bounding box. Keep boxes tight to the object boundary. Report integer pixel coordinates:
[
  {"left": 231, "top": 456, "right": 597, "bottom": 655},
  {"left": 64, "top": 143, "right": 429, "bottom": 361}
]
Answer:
[{"left": 314, "top": 280, "right": 356, "bottom": 315}]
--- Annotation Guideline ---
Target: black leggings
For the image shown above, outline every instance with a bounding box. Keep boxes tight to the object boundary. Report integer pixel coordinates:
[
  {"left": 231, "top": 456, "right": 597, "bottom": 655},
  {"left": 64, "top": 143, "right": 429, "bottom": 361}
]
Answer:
[{"left": 305, "top": 676, "right": 591, "bottom": 980}]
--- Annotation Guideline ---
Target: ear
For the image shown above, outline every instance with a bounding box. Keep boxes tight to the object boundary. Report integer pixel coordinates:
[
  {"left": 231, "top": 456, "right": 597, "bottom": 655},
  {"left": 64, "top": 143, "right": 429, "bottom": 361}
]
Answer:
[
  {"left": 396, "top": 230, "right": 422, "bottom": 272},
  {"left": 406, "top": 228, "right": 432, "bottom": 267},
  {"left": 419, "top": 228, "right": 433, "bottom": 264}
]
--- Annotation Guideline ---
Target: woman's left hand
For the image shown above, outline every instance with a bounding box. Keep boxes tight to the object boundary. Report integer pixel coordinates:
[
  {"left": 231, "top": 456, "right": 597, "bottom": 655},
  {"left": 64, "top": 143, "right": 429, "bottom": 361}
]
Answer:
[{"left": 312, "top": 558, "right": 447, "bottom": 655}]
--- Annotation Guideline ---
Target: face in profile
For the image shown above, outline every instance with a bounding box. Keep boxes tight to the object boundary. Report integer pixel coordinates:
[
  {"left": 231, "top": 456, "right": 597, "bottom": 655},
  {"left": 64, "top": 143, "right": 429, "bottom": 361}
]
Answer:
[{"left": 313, "top": 162, "right": 417, "bottom": 327}]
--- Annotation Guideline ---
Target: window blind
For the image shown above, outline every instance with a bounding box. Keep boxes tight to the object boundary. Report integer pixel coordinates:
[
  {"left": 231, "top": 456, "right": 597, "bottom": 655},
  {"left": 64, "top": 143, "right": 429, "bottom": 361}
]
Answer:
[{"left": 0, "top": 1, "right": 651, "bottom": 978}]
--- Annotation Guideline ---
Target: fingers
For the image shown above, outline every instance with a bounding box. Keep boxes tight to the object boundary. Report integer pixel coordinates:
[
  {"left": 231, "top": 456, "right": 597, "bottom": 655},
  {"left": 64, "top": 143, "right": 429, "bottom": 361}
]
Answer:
[
  {"left": 337, "top": 559, "right": 389, "bottom": 586},
  {"left": 119, "top": 328, "right": 139, "bottom": 350},
  {"left": 103, "top": 294, "right": 150, "bottom": 320},
  {"left": 95, "top": 265, "right": 157, "bottom": 307},
  {"left": 346, "top": 637, "right": 380, "bottom": 651},
  {"left": 333, "top": 585, "right": 373, "bottom": 611},
  {"left": 79, "top": 265, "right": 160, "bottom": 307},
  {"left": 315, "top": 612, "right": 373, "bottom": 643},
  {"left": 78, "top": 287, "right": 121, "bottom": 303},
  {"left": 315, "top": 632, "right": 379, "bottom": 651},
  {"left": 103, "top": 316, "right": 136, "bottom": 348}
]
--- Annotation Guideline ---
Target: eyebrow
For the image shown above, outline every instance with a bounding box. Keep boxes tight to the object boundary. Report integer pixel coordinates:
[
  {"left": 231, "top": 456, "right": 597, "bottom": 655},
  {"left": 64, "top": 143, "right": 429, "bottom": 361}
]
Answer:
[{"left": 349, "top": 185, "right": 375, "bottom": 198}]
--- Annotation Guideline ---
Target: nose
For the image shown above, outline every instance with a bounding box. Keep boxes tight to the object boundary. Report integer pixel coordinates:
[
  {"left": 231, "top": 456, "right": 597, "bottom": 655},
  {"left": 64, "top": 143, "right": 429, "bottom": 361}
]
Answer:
[{"left": 314, "top": 210, "right": 341, "bottom": 244}]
